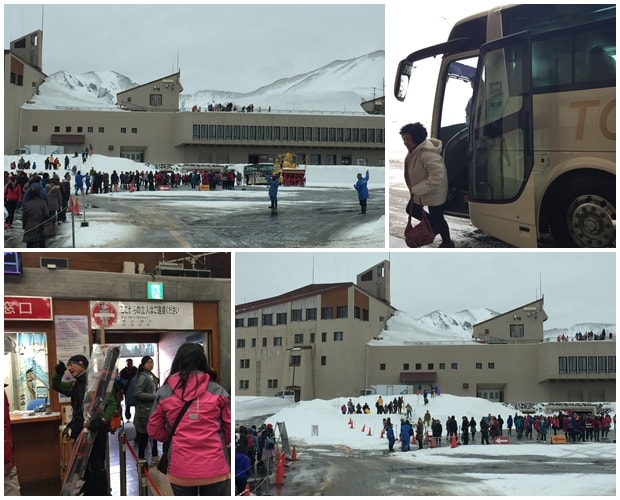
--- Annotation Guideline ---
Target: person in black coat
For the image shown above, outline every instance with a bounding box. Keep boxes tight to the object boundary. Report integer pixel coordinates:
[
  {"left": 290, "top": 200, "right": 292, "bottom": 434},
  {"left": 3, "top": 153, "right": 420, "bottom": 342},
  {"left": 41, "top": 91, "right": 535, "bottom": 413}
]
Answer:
[{"left": 22, "top": 185, "right": 49, "bottom": 248}]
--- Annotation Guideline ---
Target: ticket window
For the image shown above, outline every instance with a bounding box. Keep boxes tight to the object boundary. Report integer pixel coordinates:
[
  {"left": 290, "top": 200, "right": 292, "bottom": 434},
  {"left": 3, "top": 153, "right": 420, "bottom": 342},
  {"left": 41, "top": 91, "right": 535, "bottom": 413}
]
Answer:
[{"left": 4, "top": 332, "right": 49, "bottom": 412}]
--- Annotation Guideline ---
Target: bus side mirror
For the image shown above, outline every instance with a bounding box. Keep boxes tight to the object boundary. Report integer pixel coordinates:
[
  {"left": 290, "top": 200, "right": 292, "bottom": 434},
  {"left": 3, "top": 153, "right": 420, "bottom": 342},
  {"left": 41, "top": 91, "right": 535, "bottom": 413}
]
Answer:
[{"left": 394, "top": 59, "right": 413, "bottom": 101}]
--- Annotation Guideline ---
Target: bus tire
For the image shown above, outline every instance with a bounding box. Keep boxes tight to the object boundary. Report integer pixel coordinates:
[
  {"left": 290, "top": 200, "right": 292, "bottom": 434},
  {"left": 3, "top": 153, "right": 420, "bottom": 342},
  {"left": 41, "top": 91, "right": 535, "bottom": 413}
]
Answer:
[{"left": 550, "top": 177, "right": 615, "bottom": 248}]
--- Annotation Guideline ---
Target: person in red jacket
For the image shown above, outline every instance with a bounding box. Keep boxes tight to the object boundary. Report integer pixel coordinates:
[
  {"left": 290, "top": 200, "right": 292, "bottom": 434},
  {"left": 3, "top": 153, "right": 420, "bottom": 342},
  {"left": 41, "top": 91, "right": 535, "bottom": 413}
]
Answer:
[
  {"left": 4, "top": 176, "right": 22, "bottom": 229},
  {"left": 4, "top": 385, "right": 21, "bottom": 496},
  {"left": 148, "top": 343, "right": 230, "bottom": 495}
]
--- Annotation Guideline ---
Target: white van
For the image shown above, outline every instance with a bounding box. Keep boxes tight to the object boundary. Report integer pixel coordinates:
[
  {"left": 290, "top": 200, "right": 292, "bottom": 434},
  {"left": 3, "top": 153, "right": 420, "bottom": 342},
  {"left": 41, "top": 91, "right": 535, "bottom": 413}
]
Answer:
[{"left": 274, "top": 390, "right": 296, "bottom": 401}]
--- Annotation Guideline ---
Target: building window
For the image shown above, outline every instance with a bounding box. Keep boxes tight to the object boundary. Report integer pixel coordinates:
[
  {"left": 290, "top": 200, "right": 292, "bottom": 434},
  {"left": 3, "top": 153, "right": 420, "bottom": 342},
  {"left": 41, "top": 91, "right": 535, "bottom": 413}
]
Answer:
[
  {"left": 98, "top": 127, "right": 105, "bottom": 133},
  {"left": 236, "top": 339, "right": 245, "bottom": 348},
  {"left": 235, "top": 318, "right": 244, "bottom": 327},
  {"left": 32, "top": 126, "right": 38, "bottom": 132},
  {"left": 379, "top": 363, "right": 386, "bottom": 371},
  {"left": 290, "top": 355, "right": 301, "bottom": 366},
  {"left": 568, "top": 356, "right": 577, "bottom": 374},
  {"left": 276, "top": 312, "right": 287, "bottom": 325},
  {"left": 132, "top": 128, "right": 137, "bottom": 133},
  {"left": 559, "top": 356, "right": 567, "bottom": 374},
  {"left": 306, "top": 308, "right": 317, "bottom": 320},
  {"left": 65, "top": 126, "right": 72, "bottom": 133},
  {"left": 510, "top": 324, "right": 525, "bottom": 338},
  {"left": 587, "top": 356, "right": 597, "bottom": 373},
  {"left": 403, "top": 363, "right": 409, "bottom": 370},
  {"left": 150, "top": 94, "right": 163, "bottom": 106},
  {"left": 336, "top": 306, "right": 348, "bottom": 318},
  {"left": 248, "top": 317, "right": 258, "bottom": 327},
  {"left": 598, "top": 356, "right": 607, "bottom": 373},
  {"left": 294, "top": 334, "right": 304, "bottom": 344},
  {"left": 88, "top": 127, "right": 94, "bottom": 133},
  {"left": 362, "top": 309, "right": 369, "bottom": 321},
  {"left": 120, "top": 127, "right": 126, "bottom": 133},
  {"left": 262, "top": 338, "right": 267, "bottom": 347},
  {"left": 239, "top": 380, "right": 249, "bottom": 390},
  {"left": 321, "top": 307, "right": 332, "bottom": 319},
  {"left": 333, "top": 331, "right": 343, "bottom": 342},
  {"left": 54, "top": 126, "right": 60, "bottom": 132},
  {"left": 240, "top": 359, "right": 250, "bottom": 369},
  {"left": 267, "top": 379, "right": 278, "bottom": 389},
  {"left": 451, "top": 363, "right": 458, "bottom": 370},
  {"left": 415, "top": 363, "right": 421, "bottom": 370},
  {"left": 608, "top": 356, "right": 616, "bottom": 374},
  {"left": 354, "top": 306, "right": 361, "bottom": 319},
  {"left": 428, "top": 363, "right": 434, "bottom": 370},
  {"left": 439, "top": 363, "right": 446, "bottom": 370},
  {"left": 326, "top": 154, "right": 336, "bottom": 164},
  {"left": 321, "top": 356, "right": 327, "bottom": 366},
  {"left": 251, "top": 338, "right": 256, "bottom": 348},
  {"left": 273, "top": 337, "right": 282, "bottom": 346},
  {"left": 310, "top": 333, "right": 315, "bottom": 343},
  {"left": 488, "top": 363, "right": 494, "bottom": 369},
  {"left": 476, "top": 362, "right": 482, "bottom": 369},
  {"left": 77, "top": 126, "right": 83, "bottom": 133},
  {"left": 578, "top": 356, "right": 587, "bottom": 373},
  {"left": 262, "top": 314, "right": 273, "bottom": 326},
  {"left": 321, "top": 332, "right": 327, "bottom": 342},
  {"left": 291, "top": 309, "right": 302, "bottom": 322}
]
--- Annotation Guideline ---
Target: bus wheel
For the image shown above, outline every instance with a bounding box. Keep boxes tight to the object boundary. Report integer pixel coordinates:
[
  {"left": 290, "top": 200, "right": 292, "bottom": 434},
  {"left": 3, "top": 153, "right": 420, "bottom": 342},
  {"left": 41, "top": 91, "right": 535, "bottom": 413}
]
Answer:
[{"left": 552, "top": 180, "right": 615, "bottom": 248}]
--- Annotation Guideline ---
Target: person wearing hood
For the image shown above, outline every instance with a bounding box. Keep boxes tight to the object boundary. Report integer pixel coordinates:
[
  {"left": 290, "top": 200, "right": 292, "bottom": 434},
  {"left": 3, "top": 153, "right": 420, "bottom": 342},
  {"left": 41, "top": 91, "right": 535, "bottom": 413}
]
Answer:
[
  {"left": 400, "top": 122, "right": 455, "bottom": 248},
  {"left": 148, "top": 343, "right": 230, "bottom": 495},
  {"left": 354, "top": 170, "right": 370, "bottom": 214}
]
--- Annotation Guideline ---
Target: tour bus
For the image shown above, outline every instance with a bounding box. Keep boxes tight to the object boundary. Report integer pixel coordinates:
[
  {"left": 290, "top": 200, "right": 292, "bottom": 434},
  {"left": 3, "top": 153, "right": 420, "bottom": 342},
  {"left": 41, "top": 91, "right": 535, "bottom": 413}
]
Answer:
[{"left": 395, "top": 4, "right": 615, "bottom": 247}]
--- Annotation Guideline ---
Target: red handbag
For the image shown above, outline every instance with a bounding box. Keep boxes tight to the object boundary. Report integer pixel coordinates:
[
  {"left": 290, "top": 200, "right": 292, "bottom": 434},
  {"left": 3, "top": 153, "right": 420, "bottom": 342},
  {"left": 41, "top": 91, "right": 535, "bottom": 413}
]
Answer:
[{"left": 404, "top": 208, "right": 435, "bottom": 248}]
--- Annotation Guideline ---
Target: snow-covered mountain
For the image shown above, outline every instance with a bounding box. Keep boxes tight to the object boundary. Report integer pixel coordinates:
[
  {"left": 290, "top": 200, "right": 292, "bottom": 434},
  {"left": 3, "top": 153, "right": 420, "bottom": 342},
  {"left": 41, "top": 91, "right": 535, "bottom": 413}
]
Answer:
[
  {"left": 25, "top": 51, "right": 384, "bottom": 113},
  {"left": 372, "top": 309, "right": 615, "bottom": 346}
]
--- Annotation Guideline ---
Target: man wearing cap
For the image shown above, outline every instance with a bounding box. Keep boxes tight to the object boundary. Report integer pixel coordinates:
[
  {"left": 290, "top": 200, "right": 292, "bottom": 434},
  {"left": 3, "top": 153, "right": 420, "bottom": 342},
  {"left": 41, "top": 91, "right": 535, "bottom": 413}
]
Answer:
[{"left": 52, "top": 354, "right": 113, "bottom": 495}]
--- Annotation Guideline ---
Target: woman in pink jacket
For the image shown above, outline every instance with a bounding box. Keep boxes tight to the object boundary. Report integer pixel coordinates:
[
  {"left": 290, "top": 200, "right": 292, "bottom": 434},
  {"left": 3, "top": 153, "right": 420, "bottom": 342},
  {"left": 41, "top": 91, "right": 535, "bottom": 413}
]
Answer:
[{"left": 147, "top": 343, "right": 230, "bottom": 495}]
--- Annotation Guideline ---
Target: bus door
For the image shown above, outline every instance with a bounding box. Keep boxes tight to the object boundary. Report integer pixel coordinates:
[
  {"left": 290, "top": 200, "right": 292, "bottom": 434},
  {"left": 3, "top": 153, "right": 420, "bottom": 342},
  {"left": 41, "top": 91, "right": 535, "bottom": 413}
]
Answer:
[{"left": 469, "top": 31, "right": 536, "bottom": 246}]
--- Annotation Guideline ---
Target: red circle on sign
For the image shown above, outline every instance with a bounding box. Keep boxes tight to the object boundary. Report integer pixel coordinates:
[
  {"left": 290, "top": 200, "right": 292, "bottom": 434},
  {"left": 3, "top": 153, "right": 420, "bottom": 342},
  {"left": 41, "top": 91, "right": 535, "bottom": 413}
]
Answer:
[{"left": 91, "top": 301, "right": 118, "bottom": 328}]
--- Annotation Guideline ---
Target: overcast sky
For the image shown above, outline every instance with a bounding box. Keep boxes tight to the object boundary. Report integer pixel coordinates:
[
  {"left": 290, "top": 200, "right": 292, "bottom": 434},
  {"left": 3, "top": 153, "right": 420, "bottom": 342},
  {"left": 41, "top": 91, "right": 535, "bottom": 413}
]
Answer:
[
  {"left": 235, "top": 252, "right": 616, "bottom": 330},
  {"left": 4, "top": 3, "right": 384, "bottom": 94}
]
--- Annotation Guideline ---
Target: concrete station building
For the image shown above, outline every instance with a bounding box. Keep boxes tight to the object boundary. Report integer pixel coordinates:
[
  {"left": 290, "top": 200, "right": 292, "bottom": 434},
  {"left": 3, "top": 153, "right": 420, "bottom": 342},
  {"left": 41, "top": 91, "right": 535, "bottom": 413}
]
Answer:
[
  {"left": 235, "top": 260, "right": 616, "bottom": 404},
  {"left": 5, "top": 30, "right": 385, "bottom": 166}
]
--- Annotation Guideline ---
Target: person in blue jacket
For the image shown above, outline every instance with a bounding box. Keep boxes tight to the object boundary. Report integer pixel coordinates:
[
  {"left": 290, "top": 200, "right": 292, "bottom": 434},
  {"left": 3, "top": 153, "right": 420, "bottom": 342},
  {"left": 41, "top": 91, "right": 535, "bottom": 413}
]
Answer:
[
  {"left": 235, "top": 444, "right": 252, "bottom": 495},
  {"left": 400, "top": 418, "right": 412, "bottom": 451},
  {"left": 354, "top": 170, "right": 369, "bottom": 214},
  {"left": 268, "top": 175, "right": 280, "bottom": 210},
  {"left": 386, "top": 421, "right": 396, "bottom": 452}
]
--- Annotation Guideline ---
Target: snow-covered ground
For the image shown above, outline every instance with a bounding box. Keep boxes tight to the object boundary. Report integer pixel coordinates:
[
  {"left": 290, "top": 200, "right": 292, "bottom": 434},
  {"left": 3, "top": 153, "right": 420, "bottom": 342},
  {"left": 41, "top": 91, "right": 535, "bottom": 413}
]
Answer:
[
  {"left": 236, "top": 394, "right": 616, "bottom": 496},
  {"left": 4, "top": 154, "right": 385, "bottom": 248}
]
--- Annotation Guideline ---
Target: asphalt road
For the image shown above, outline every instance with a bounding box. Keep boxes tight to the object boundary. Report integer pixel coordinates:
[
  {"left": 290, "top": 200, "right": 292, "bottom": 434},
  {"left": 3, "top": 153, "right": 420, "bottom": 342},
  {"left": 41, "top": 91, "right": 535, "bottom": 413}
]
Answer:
[{"left": 4, "top": 185, "right": 384, "bottom": 248}]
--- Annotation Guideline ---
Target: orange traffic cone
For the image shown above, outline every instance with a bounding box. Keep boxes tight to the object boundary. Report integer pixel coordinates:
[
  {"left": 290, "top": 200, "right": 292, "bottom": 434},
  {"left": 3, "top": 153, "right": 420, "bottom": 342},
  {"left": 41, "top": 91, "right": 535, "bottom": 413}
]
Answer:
[
  {"left": 274, "top": 455, "right": 285, "bottom": 485},
  {"left": 367, "top": 427, "right": 372, "bottom": 436},
  {"left": 291, "top": 445, "right": 297, "bottom": 461},
  {"left": 243, "top": 483, "right": 251, "bottom": 496},
  {"left": 430, "top": 436, "right": 436, "bottom": 449},
  {"left": 380, "top": 429, "right": 385, "bottom": 438},
  {"left": 129, "top": 183, "right": 134, "bottom": 192},
  {"left": 349, "top": 419, "right": 354, "bottom": 429},
  {"left": 451, "top": 435, "right": 457, "bottom": 448},
  {"left": 361, "top": 424, "right": 366, "bottom": 433},
  {"left": 73, "top": 196, "right": 81, "bottom": 215}
]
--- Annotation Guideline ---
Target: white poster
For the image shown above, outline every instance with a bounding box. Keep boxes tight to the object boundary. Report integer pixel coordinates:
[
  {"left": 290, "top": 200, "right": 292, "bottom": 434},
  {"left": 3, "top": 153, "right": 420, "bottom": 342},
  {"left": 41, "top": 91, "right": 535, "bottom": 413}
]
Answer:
[{"left": 89, "top": 301, "right": 194, "bottom": 330}]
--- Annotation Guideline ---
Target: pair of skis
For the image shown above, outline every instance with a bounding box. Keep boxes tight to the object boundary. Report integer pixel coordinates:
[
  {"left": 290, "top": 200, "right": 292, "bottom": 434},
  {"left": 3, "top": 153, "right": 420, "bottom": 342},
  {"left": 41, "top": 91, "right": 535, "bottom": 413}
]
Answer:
[{"left": 60, "top": 344, "right": 120, "bottom": 496}]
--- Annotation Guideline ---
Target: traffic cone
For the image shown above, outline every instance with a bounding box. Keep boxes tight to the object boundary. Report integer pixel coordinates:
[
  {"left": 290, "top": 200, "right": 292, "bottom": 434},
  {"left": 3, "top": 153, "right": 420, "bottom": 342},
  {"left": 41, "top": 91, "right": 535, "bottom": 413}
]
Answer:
[
  {"left": 129, "top": 183, "right": 134, "bottom": 193},
  {"left": 274, "top": 455, "right": 285, "bottom": 485},
  {"left": 451, "top": 435, "right": 457, "bottom": 448},
  {"left": 430, "top": 436, "right": 436, "bottom": 449},
  {"left": 291, "top": 445, "right": 297, "bottom": 461},
  {"left": 243, "top": 483, "right": 251, "bottom": 496},
  {"left": 367, "top": 427, "right": 372, "bottom": 436},
  {"left": 73, "top": 196, "right": 81, "bottom": 215},
  {"left": 380, "top": 429, "right": 385, "bottom": 438},
  {"left": 361, "top": 424, "right": 366, "bottom": 433},
  {"left": 349, "top": 419, "right": 354, "bottom": 429}
]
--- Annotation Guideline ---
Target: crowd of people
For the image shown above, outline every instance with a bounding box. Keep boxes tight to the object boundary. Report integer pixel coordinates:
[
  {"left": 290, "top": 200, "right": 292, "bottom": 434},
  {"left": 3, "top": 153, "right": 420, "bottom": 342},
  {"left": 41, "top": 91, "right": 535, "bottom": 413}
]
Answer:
[
  {"left": 234, "top": 423, "right": 277, "bottom": 495},
  {"left": 556, "top": 329, "right": 614, "bottom": 341},
  {"left": 5, "top": 343, "right": 230, "bottom": 496}
]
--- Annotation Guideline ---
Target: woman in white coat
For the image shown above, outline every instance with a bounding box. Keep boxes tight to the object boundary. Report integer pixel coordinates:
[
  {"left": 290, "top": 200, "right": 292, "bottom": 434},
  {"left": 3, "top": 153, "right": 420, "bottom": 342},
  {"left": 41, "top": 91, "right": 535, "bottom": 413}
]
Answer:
[{"left": 400, "top": 122, "right": 455, "bottom": 248}]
